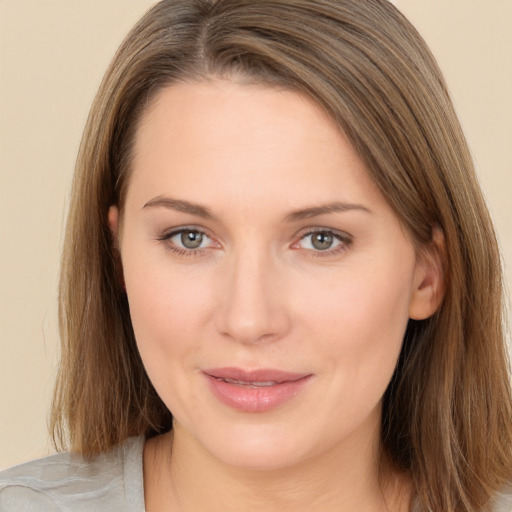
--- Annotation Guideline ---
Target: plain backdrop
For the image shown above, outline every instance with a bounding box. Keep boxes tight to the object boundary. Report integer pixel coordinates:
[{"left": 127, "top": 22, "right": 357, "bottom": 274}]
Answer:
[{"left": 1, "top": 0, "right": 511, "bottom": 469}]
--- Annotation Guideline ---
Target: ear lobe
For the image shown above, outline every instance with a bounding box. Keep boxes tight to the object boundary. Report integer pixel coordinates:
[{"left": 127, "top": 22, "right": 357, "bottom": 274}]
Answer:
[{"left": 409, "top": 227, "right": 446, "bottom": 320}]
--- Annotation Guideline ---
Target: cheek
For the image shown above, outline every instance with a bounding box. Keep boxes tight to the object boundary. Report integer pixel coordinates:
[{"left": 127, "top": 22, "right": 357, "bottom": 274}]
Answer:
[
  {"left": 304, "top": 257, "right": 412, "bottom": 336},
  {"left": 123, "top": 264, "right": 220, "bottom": 421},
  {"left": 301, "top": 253, "right": 415, "bottom": 396},
  {"left": 122, "top": 251, "right": 216, "bottom": 381}
]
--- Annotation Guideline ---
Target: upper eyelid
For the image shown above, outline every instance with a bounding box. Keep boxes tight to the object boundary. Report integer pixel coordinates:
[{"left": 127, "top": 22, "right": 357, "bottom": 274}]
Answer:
[
  {"left": 156, "top": 226, "right": 352, "bottom": 249},
  {"left": 292, "top": 230, "right": 352, "bottom": 259},
  {"left": 158, "top": 225, "right": 211, "bottom": 240},
  {"left": 292, "top": 227, "right": 353, "bottom": 251},
  {"left": 157, "top": 227, "right": 216, "bottom": 255},
  {"left": 295, "top": 226, "right": 352, "bottom": 240}
]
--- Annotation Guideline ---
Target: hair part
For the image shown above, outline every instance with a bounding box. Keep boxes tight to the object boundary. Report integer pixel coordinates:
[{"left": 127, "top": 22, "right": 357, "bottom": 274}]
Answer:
[{"left": 51, "top": 1, "right": 512, "bottom": 511}]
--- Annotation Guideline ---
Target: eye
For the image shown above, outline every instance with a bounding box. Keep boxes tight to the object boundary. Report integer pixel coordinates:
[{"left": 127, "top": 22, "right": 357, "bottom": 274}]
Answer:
[
  {"left": 158, "top": 227, "right": 217, "bottom": 254},
  {"left": 292, "top": 229, "right": 351, "bottom": 255},
  {"left": 305, "top": 232, "right": 339, "bottom": 251},
  {"left": 175, "top": 229, "right": 205, "bottom": 249}
]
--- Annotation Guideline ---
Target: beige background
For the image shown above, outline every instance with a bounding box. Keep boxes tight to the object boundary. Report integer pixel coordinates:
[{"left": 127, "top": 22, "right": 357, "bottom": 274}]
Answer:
[{"left": 0, "top": 0, "right": 511, "bottom": 469}]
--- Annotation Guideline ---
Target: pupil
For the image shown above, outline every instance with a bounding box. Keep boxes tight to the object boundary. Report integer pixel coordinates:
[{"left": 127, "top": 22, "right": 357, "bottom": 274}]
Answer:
[
  {"left": 181, "top": 230, "right": 203, "bottom": 249},
  {"left": 312, "top": 232, "right": 333, "bottom": 250}
]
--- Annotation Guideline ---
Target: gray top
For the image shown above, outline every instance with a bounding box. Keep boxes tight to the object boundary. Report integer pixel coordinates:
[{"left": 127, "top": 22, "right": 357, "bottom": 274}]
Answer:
[
  {"left": 493, "top": 488, "right": 512, "bottom": 512},
  {"left": 1, "top": 436, "right": 511, "bottom": 511},
  {"left": 0, "top": 437, "right": 145, "bottom": 511}
]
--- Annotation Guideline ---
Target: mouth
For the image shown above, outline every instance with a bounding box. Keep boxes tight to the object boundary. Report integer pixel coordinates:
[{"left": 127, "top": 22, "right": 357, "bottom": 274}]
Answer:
[
  {"left": 214, "top": 378, "right": 284, "bottom": 388},
  {"left": 202, "top": 367, "right": 313, "bottom": 412}
]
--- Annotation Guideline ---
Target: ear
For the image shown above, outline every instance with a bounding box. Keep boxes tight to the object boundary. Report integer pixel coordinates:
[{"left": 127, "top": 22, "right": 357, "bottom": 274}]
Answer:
[
  {"left": 409, "top": 226, "right": 446, "bottom": 320},
  {"left": 108, "top": 206, "right": 120, "bottom": 249},
  {"left": 108, "top": 205, "right": 125, "bottom": 290}
]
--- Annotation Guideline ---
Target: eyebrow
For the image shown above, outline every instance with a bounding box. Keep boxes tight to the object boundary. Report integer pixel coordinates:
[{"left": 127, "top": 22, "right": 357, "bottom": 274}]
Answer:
[
  {"left": 143, "top": 196, "right": 372, "bottom": 222},
  {"left": 284, "top": 202, "right": 373, "bottom": 222},
  {"left": 143, "top": 196, "right": 215, "bottom": 219}
]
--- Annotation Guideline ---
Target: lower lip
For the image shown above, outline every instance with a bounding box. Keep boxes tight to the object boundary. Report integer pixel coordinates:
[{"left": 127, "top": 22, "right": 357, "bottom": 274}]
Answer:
[{"left": 204, "top": 374, "right": 313, "bottom": 413}]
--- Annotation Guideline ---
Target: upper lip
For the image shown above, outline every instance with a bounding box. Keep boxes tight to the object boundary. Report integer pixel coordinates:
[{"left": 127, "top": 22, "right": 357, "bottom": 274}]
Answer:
[{"left": 203, "top": 367, "right": 311, "bottom": 384}]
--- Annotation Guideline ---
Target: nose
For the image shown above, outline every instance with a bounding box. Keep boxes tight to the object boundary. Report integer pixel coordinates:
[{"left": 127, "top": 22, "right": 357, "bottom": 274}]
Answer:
[{"left": 215, "top": 250, "right": 291, "bottom": 345}]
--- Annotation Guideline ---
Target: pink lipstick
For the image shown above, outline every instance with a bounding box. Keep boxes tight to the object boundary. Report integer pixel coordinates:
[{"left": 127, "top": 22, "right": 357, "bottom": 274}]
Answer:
[{"left": 203, "top": 367, "right": 313, "bottom": 413}]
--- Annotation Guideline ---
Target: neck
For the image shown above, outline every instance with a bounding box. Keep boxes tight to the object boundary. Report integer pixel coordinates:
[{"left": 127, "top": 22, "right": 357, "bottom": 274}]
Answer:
[{"left": 143, "top": 423, "right": 411, "bottom": 512}]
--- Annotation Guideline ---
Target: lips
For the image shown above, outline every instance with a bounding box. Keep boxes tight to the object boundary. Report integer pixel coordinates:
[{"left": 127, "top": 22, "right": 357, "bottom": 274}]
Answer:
[{"left": 203, "top": 367, "right": 313, "bottom": 412}]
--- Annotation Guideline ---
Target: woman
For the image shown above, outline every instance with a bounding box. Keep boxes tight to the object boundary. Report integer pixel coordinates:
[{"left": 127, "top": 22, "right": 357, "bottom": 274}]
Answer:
[{"left": 1, "top": 0, "right": 511, "bottom": 511}]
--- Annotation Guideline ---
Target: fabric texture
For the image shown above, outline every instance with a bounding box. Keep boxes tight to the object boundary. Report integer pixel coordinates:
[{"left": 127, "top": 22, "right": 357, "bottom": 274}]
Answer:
[
  {"left": 1, "top": 435, "right": 510, "bottom": 511},
  {"left": 0, "top": 437, "right": 145, "bottom": 512},
  {"left": 493, "top": 487, "right": 512, "bottom": 512}
]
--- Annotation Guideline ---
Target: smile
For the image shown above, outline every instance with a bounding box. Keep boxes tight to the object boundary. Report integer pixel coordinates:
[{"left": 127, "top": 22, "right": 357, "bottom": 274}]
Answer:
[
  {"left": 218, "top": 378, "right": 282, "bottom": 387},
  {"left": 202, "top": 368, "right": 313, "bottom": 413}
]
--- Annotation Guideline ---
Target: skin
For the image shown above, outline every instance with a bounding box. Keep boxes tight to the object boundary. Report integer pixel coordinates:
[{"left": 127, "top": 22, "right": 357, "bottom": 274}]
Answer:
[{"left": 109, "top": 79, "right": 443, "bottom": 512}]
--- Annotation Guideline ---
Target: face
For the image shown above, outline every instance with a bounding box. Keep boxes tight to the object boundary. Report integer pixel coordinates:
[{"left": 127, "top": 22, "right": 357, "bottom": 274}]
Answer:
[{"left": 111, "top": 80, "right": 438, "bottom": 471}]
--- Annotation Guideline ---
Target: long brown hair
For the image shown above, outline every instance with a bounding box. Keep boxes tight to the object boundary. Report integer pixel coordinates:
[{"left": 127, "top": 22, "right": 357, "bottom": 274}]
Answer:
[{"left": 51, "top": 1, "right": 512, "bottom": 510}]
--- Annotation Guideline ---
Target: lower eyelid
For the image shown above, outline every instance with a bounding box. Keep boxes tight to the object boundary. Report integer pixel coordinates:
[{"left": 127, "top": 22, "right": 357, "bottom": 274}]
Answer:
[
  {"left": 157, "top": 228, "right": 351, "bottom": 256},
  {"left": 156, "top": 227, "right": 221, "bottom": 255},
  {"left": 296, "top": 230, "right": 351, "bottom": 245},
  {"left": 307, "top": 242, "right": 349, "bottom": 257},
  {"left": 169, "top": 247, "right": 208, "bottom": 257}
]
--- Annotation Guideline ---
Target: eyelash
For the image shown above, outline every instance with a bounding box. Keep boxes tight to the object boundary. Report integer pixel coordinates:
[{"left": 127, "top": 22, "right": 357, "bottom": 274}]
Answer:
[
  {"left": 157, "top": 227, "right": 214, "bottom": 257},
  {"left": 293, "top": 228, "right": 352, "bottom": 257},
  {"left": 156, "top": 227, "right": 352, "bottom": 258}
]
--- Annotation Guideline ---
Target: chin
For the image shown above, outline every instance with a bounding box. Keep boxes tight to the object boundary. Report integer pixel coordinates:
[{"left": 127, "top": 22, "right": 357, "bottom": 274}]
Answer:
[
  {"left": 182, "top": 418, "right": 315, "bottom": 471},
  {"left": 214, "top": 441, "right": 309, "bottom": 472}
]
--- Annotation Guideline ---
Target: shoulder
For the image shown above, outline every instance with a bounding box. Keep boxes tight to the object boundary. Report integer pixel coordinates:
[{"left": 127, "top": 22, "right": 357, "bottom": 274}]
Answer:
[
  {"left": 492, "top": 484, "right": 512, "bottom": 512},
  {"left": 0, "top": 436, "right": 145, "bottom": 512}
]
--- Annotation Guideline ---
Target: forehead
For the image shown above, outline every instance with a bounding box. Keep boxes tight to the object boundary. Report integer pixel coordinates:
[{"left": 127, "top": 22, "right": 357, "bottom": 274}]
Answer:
[
  {"left": 127, "top": 79, "right": 386, "bottom": 215},
  {"left": 134, "top": 79, "right": 341, "bottom": 162}
]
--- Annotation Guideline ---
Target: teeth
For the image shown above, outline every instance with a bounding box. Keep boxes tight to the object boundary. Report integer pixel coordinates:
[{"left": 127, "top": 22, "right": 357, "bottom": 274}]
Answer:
[{"left": 221, "top": 378, "right": 279, "bottom": 387}]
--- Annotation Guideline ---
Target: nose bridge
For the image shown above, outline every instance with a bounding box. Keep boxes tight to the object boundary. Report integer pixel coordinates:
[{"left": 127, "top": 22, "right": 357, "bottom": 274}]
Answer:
[{"left": 216, "top": 244, "right": 289, "bottom": 344}]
